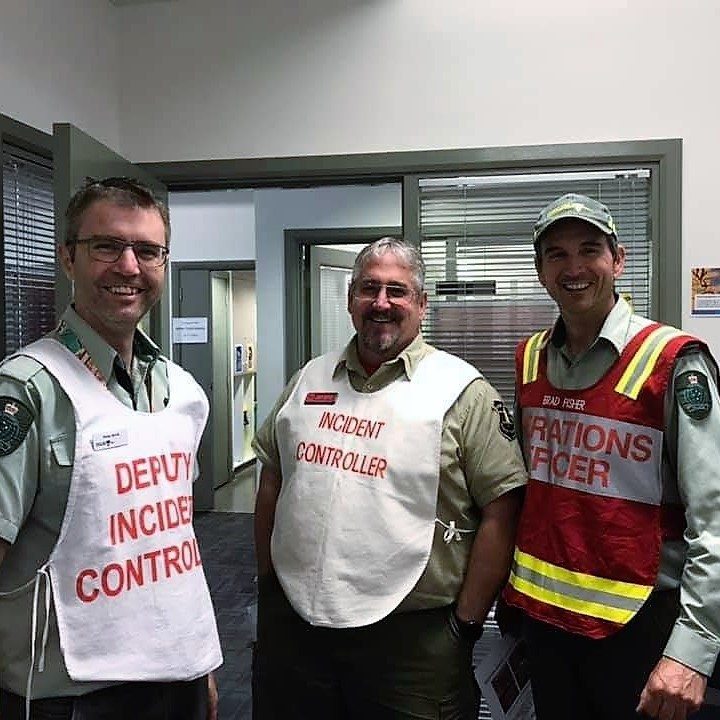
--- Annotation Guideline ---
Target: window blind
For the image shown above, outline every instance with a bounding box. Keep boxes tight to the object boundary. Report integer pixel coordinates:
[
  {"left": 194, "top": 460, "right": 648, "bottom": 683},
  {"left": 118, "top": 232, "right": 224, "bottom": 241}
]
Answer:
[
  {"left": 2, "top": 144, "right": 56, "bottom": 355},
  {"left": 319, "top": 264, "right": 355, "bottom": 354},
  {"left": 420, "top": 171, "right": 652, "bottom": 406}
]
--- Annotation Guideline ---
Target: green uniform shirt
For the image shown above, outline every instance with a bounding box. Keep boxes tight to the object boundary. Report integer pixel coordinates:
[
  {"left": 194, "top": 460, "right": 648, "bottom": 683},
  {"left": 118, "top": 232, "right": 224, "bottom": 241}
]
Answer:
[
  {"left": 516, "top": 297, "right": 720, "bottom": 676},
  {"left": 0, "top": 306, "right": 169, "bottom": 697},
  {"left": 253, "top": 334, "right": 528, "bottom": 609}
]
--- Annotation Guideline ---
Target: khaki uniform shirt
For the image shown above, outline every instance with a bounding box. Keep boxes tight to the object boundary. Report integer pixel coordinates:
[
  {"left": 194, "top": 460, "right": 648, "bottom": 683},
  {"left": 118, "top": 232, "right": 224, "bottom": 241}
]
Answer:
[
  {"left": 0, "top": 306, "right": 170, "bottom": 697},
  {"left": 515, "top": 297, "right": 720, "bottom": 676},
  {"left": 253, "top": 334, "right": 528, "bottom": 609}
]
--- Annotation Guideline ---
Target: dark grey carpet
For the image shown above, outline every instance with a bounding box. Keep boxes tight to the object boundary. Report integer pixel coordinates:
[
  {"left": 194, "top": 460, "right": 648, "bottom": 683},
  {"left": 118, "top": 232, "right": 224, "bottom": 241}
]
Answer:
[{"left": 194, "top": 511, "right": 256, "bottom": 720}]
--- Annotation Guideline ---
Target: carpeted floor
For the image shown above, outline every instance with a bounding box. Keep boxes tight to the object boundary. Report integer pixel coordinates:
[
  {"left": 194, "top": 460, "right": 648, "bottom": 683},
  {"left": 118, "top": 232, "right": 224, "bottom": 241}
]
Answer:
[{"left": 194, "top": 511, "right": 256, "bottom": 720}]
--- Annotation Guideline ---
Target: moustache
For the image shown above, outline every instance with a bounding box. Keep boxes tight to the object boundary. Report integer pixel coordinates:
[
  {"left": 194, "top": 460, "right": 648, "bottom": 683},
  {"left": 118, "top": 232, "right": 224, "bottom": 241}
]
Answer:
[{"left": 362, "top": 310, "right": 399, "bottom": 323}]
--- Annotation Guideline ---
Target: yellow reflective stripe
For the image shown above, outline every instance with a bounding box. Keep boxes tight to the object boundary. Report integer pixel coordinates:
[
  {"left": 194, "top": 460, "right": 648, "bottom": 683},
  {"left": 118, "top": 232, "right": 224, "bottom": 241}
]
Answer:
[
  {"left": 615, "top": 326, "right": 685, "bottom": 399},
  {"left": 514, "top": 548, "right": 649, "bottom": 600},
  {"left": 508, "top": 571, "right": 636, "bottom": 624},
  {"left": 522, "top": 331, "right": 548, "bottom": 384}
]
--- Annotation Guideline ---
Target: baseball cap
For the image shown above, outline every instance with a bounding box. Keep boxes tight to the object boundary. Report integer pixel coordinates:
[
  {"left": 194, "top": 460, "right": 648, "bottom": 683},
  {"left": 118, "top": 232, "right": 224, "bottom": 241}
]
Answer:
[{"left": 533, "top": 193, "right": 618, "bottom": 248}]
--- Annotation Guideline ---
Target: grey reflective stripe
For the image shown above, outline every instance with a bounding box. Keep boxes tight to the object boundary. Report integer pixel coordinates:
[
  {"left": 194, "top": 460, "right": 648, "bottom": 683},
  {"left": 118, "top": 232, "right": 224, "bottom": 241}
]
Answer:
[
  {"left": 615, "top": 325, "right": 684, "bottom": 399},
  {"left": 511, "top": 560, "right": 644, "bottom": 613}
]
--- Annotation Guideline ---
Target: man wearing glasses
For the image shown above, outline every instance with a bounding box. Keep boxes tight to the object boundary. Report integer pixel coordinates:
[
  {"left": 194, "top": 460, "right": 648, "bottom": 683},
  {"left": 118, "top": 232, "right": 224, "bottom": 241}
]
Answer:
[
  {"left": 252, "top": 236, "right": 527, "bottom": 719},
  {"left": 0, "top": 178, "right": 222, "bottom": 719}
]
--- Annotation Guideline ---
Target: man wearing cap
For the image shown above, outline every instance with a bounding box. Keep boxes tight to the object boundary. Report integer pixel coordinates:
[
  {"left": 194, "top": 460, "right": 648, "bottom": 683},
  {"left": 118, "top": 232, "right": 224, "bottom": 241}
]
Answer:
[
  {"left": 503, "top": 193, "right": 720, "bottom": 719},
  {"left": 253, "top": 236, "right": 528, "bottom": 719}
]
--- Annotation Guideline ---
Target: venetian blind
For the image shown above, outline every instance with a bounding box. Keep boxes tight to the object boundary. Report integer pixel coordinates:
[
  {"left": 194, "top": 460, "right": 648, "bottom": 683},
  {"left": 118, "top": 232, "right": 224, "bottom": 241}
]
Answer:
[
  {"left": 2, "top": 144, "right": 55, "bottom": 355},
  {"left": 319, "top": 264, "right": 355, "bottom": 354},
  {"left": 420, "top": 170, "right": 652, "bottom": 406}
]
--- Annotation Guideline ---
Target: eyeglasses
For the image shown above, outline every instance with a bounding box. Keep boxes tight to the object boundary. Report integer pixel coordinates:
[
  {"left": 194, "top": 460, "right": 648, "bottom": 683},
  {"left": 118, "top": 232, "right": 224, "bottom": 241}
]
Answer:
[
  {"left": 73, "top": 236, "right": 169, "bottom": 267},
  {"left": 353, "top": 280, "right": 415, "bottom": 302}
]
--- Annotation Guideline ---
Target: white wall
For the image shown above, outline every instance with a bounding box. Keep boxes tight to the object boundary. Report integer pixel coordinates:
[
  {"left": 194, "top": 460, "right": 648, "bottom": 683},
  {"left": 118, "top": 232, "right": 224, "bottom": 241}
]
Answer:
[
  {"left": 2, "top": 0, "right": 719, "bottom": 371},
  {"left": 232, "top": 270, "right": 257, "bottom": 351},
  {"left": 0, "top": 0, "right": 120, "bottom": 150},
  {"left": 113, "top": 0, "right": 720, "bottom": 357},
  {"left": 254, "top": 183, "right": 401, "bottom": 422},
  {"left": 169, "top": 190, "right": 255, "bottom": 261},
  {"left": 114, "top": 0, "right": 716, "bottom": 160}
]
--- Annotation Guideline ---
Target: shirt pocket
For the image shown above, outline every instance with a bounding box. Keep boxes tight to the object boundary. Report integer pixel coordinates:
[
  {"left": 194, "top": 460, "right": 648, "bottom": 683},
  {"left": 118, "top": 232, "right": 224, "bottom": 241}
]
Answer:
[{"left": 49, "top": 434, "right": 73, "bottom": 468}]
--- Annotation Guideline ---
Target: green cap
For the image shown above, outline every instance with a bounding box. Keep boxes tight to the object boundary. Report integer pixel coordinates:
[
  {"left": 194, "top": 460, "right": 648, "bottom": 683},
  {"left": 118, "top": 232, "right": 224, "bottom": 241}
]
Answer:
[{"left": 533, "top": 193, "right": 618, "bottom": 247}]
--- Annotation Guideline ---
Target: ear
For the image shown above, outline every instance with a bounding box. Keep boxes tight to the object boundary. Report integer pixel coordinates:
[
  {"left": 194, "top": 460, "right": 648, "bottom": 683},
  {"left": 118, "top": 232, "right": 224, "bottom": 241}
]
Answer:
[
  {"left": 417, "top": 290, "right": 428, "bottom": 321},
  {"left": 613, "top": 244, "right": 626, "bottom": 279},
  {"left": 58, "top": 244, "right": 75, "bottom": 280}
]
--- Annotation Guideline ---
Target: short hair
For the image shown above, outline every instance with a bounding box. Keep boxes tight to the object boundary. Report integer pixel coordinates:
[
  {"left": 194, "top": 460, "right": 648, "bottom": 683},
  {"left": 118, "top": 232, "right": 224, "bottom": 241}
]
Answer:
[
  {"left": 64, "top": 176, "right": 170, "bottom": 247},
  {"left": 350, "top": 237, "right": 425, "bottom": 293}
]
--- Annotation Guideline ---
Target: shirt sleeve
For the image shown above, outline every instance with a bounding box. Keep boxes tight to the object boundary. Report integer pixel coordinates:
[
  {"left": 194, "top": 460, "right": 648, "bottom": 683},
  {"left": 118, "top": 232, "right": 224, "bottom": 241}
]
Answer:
[
  {"left": 457, "top": 378, "right": 528, "bottom": 508},
  {"left": 663, "top": 350, "right": 720, "bottom": 675},
  {"left": 0, "top": 372, "right": 41, "bottom": 544},
  {"left": 252, "top": 369, "right": 303, "bottom": 474}
]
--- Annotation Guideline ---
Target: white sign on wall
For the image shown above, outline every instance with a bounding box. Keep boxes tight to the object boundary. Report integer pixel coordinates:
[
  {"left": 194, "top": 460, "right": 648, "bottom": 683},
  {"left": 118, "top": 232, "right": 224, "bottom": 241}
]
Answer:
[{"left": 172, "top": 317, "right": 208, "bottom": 344}]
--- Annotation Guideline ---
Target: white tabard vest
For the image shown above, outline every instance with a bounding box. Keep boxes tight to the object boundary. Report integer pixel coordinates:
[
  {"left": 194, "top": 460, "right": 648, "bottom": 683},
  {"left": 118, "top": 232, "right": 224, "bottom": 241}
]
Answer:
[
  {"left": 22, "top": 338, "right": 222, "bottom": 682},
  {"left": 273, "top": 349, "right": 479, "bottom": 627}
]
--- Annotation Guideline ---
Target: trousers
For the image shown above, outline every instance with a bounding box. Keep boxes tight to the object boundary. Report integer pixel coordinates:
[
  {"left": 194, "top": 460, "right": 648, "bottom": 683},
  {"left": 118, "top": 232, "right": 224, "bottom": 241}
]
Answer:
[
  {"left": 0, "top": 677, "right": 208, "bottom": 720},
  {"left": 253, "top": 574, "right": 480, "bottom": 720},
  {"left": 523, "top": 589, "right": 690, "bottom": 720}
]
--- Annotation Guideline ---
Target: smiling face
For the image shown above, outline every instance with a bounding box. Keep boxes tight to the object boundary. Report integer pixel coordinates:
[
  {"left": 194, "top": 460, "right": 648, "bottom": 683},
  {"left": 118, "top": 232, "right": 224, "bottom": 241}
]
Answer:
[
  {"left": 536, "top": 218, "right": 625, "bottom": 330},
  {"left": 348, "top": 252, "right": 427, "bottom": 370},
  {"left": 59, "top": 199, "right": 167, "bottom": 346}
]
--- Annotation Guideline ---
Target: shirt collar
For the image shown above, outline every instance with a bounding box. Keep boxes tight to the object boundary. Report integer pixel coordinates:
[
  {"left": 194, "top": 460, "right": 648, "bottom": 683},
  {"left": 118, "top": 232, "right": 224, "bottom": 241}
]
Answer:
[
  {"left": 547, "top": 295, "right": 633, "bottom": 355},
  {"left": 334, "top": 333, "right": 427, "bottom": 380},
  {"left": 61, "top": 306, "right": 161, "bottom": 382}
]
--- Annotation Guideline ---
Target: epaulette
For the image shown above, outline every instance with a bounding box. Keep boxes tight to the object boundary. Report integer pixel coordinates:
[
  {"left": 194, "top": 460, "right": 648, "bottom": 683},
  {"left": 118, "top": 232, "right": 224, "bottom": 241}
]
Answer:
[{"left": 0, "top": 354, "right": 46, "bottom": 384}]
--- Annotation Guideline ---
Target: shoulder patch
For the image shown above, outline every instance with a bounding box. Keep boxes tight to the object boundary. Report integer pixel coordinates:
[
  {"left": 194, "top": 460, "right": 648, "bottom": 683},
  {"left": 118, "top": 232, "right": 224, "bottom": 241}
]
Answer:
[
  {"left": 676, "top": 370, "right": 712, "bottom": 421},
  {"left": 492, "top": 400, "right": 517, "bottom": 441},
  {"left": 0, "top": 397, "right": 34, "bottom": 455}
]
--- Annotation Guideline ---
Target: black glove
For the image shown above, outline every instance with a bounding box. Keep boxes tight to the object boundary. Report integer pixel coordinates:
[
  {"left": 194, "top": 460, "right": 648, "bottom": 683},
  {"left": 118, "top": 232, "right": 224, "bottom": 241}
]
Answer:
[{"left": 448, "top": 603, "right": 484, "bottom": 643}]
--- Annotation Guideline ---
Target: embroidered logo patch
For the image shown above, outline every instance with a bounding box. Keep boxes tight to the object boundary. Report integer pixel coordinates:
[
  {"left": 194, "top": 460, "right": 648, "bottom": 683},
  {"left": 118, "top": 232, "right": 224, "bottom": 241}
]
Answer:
[
  {"left": 0, "top": 397, "right": 34, "bottom": 456},
  {"left": 676, "top": 371, "right": 712, "bottom": 420},
  {"left": 492, "top": 400, "right": 517, "bottom": 441},
  {"left": 304, "top": 392, "right": 339, "bottom": 405}
]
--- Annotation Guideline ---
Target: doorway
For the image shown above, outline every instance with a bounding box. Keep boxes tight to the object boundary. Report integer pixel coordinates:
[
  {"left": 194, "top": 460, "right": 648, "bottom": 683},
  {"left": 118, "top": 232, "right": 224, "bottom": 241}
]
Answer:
[{"left": 172, "top": 261, "right": 257, "bottom": 511}]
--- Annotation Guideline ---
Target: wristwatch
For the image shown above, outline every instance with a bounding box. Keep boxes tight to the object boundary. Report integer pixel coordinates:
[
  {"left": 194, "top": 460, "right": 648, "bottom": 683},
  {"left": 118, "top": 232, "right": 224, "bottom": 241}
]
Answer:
[{"left": 450, "top": 603, "right": 484, "bottom": 642}]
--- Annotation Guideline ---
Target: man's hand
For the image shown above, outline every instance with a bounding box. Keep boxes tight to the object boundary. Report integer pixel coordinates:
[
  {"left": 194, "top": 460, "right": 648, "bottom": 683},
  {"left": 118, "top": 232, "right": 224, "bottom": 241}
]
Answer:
[
  {"left": 636, "top": 657, "right": 706, "bottom": 719},
  {"left": 207, "top": 671, "right": 219, "bottom": 720}
]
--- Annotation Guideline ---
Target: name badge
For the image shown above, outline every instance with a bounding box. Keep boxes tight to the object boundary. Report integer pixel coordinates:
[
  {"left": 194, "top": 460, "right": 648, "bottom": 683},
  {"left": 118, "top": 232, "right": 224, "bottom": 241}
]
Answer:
[
  {"left": 91, "top": 429, "right": 128, "bottom": 451},
  {"left": 304, "top": 392, "right": 338, "bottom": 405}
]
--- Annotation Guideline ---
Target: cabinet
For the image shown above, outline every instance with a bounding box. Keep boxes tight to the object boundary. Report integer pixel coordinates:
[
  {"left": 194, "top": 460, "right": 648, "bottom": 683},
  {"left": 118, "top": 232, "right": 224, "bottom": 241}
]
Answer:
[{"left": 233, "top": 370, "right": 256, "bottom": 468}]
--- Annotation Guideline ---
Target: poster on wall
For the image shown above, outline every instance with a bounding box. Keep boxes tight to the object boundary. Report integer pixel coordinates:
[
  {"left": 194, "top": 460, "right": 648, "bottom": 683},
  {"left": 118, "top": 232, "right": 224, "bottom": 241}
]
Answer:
[
  {"left": 691, "top": 267, "right": 720, "bottom": 316},
  {"left": 172, "top": 317, "right": 208, "bottom": 343}
]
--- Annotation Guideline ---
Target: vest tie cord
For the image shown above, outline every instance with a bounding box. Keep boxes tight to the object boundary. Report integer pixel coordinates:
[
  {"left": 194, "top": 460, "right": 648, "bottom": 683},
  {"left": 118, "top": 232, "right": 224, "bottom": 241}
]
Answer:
[
  {"left": 26, "top": 566, "right": 51, "bottom": 720},
  {"left": 436, "top": 518, "right": 474, "bottom": 544}
]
